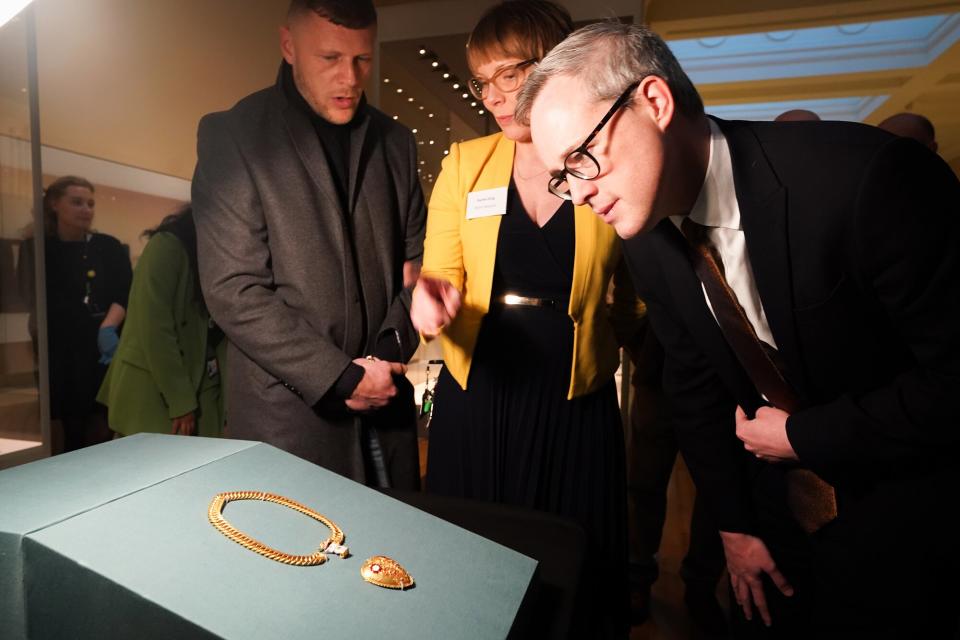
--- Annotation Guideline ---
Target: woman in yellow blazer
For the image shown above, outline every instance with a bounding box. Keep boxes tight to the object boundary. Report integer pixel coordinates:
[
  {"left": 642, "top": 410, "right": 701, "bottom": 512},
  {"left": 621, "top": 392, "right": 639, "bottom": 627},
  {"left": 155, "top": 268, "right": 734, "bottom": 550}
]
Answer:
[{"left": 410, "top": 2, "right": 629, "bottom": 635}]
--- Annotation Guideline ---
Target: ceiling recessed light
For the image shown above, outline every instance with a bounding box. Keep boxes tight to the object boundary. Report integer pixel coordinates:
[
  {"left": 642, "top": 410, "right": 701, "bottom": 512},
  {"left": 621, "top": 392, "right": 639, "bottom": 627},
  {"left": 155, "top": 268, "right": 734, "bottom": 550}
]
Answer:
[
  {"left": 418, "top": 48, "right": 426, "bottom": 55},
  {"left": 396, "top": 88, "right": 403, "bottom": 93},
  {"left": 431, "top": 61, "right": 439, "bottom": 68},
  {"left": 412, "top": 128, "right": 418, "bottom": 133},
  {"left": 470, "top": 101, "right": 477, "bottom": 107},
  {"left": 444, "top": 149, "right": 449, "bottom": 155},
  {"left": 429, "top": 140, "right": 434, "bottom": 145},
  {"left": 442, "top": 73, "right": 450, "bottom": 79},
  {"left": 419, "top": 105, "right": 424, "bottom": 110},
  {"left": 478, "top": 110, "right": 485, "bottom": 115},
  {"left": 383, "top": 78, "right": 390, "bottom": 83},
  {"left": 428, "top": 113, "right": 434, "bottom": 118},
  {"left": 462, "top": 93, "right": 469, "bottom": 99},
  {"left": 452, "top": 83, "right": 460, "bottom": 90},
  {"left": 392, "top": 115, "right": 399, "bottom": 120},
  {"left": 407, "top": 97, "right": 414, "bottom": 102}
]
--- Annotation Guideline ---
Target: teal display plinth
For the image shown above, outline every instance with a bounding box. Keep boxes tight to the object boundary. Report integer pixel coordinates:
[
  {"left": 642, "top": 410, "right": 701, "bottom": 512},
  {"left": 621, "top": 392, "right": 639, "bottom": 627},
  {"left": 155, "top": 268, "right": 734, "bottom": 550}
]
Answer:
[{"left": 0, "top": 434, "right": 537, "bottom": 639}]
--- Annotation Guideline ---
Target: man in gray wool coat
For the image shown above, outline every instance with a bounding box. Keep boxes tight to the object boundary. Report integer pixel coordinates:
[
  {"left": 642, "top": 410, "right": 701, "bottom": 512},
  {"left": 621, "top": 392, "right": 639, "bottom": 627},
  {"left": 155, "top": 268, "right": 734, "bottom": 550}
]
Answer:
[{"left": 192, "top": 0, "right": 425, "bottom": 488}]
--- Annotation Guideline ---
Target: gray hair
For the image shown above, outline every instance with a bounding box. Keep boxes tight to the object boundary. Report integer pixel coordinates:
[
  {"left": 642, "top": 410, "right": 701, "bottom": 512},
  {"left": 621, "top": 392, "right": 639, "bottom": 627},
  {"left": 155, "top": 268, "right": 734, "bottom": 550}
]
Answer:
[{"left": 515, "top": 21, "right": 703, "bottom": 125}]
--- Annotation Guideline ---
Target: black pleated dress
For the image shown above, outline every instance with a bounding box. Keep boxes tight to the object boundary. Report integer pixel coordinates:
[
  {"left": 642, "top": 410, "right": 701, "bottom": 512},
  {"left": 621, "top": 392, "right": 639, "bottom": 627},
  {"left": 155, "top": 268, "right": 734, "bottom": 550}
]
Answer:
[{"left": 426, "top": 182, "right": 628, "bottom": 636}]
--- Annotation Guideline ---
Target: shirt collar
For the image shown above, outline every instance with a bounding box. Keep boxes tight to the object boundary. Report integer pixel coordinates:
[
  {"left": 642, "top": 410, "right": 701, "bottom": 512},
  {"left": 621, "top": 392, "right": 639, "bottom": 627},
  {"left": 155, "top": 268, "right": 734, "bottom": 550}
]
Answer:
[{"left": 672, "top": 118, "right": 740, "bottom": 231}]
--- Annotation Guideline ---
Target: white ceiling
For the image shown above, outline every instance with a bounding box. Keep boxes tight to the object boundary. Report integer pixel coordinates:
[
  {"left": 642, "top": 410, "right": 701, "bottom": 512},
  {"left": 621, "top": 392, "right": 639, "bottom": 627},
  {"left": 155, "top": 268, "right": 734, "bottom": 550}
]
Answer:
[{"left": 0, "top": 0, "right": 956, "bottom": 202}]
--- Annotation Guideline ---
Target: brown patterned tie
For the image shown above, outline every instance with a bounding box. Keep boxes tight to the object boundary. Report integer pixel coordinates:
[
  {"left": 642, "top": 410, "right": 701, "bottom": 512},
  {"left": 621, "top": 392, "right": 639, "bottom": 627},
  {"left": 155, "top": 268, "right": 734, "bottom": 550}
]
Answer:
[{"left": 680, "top": 217, "right": 837, "bottom": 534}]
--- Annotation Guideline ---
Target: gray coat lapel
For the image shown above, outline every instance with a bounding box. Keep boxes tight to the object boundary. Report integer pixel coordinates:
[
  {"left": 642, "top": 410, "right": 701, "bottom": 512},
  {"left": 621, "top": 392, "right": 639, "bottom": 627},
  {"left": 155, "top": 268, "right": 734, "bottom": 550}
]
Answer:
[
  {"left": 349, "top": 110, "right": 393, "bottom": 351},
  {"left": 348, "top": 108, "right": 372, "bottom": 212},
  {"left": 280, "top": 99, "right": 348, "bottom": 224},
  {"left": 351, "top": 112, "right": 393, "bottom": 262}
]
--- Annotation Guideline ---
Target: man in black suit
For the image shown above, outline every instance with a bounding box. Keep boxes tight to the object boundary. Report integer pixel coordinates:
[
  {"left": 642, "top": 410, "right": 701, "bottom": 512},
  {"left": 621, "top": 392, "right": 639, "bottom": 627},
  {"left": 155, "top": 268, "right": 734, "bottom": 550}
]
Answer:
[
  {"left": 518, "top": 21, "right": 960, "bottom": 638},
  {"left": 192, "top": 0, "right": 425, "bottom": 488}
]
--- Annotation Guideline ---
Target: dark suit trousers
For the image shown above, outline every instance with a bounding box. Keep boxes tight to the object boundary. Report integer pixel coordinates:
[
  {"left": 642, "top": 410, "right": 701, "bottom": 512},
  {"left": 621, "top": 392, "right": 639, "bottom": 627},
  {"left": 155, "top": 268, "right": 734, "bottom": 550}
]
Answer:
[
  {"left": 731, "top": 464, "right": 960, "bottom": 639},
  {"left": 626, "top": 319, "right": 724, "bottom": 591}
]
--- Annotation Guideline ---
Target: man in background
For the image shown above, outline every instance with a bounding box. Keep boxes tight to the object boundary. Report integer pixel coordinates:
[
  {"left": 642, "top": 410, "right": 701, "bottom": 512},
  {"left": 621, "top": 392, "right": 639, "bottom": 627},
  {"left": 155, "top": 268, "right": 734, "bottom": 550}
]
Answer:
[
  {"left": 878, "top": 111, "right": 938, "bottom": 152},
  {"left": 773, "top": 109, "right": 820, "bottom": 122},
  {"left": 192, "top": 0, "right": 425, "bottom": 488}
]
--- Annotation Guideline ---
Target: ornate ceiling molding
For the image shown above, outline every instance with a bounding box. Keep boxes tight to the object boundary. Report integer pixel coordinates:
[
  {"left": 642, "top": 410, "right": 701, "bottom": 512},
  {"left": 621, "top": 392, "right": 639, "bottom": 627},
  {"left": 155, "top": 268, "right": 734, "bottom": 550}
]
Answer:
[{"left": 670, "top": 13, "right": 960, "bottom": 85}]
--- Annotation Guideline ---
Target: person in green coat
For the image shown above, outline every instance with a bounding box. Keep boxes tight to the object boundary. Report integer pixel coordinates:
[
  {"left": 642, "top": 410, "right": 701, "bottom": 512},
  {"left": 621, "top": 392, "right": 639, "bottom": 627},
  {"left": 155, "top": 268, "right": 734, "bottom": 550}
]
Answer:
[{"left": 98, "top": 207, "right": 226, "bottom": 437}]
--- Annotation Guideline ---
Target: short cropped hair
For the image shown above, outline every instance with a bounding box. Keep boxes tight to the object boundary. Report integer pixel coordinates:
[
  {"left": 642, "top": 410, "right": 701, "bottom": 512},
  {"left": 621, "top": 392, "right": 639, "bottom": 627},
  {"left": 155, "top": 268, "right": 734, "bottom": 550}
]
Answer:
[
  {"left": 466, "top": 0, "right": 573, "bottom": 72},
  {"left": 287, "top": 0, "right": 376, "bottom": 29},
  {"left": 516, "top": 21, "right": 704, "bottom": 125}
]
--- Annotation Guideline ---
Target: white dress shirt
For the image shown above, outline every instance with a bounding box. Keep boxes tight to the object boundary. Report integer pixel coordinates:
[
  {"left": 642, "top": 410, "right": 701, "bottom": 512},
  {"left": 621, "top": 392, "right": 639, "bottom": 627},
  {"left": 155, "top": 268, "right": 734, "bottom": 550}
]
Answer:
[{"left": 670, "top": 119, "right": 777, "bottom": 349}]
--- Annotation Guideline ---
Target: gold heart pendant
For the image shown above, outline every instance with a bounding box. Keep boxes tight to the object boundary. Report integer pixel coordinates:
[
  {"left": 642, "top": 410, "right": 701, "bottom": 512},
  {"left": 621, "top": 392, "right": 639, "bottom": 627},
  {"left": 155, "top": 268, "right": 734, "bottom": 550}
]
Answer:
[{"left": 361, "top": 555, "right": 414, "bottom": 590}]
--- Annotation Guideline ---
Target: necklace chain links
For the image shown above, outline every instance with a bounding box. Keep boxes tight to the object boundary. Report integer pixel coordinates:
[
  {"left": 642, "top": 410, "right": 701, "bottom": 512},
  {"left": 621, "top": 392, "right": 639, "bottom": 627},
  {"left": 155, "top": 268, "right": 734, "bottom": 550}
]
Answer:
[{"left": 208, "top": 491, "right": 347, "bottom": 566}]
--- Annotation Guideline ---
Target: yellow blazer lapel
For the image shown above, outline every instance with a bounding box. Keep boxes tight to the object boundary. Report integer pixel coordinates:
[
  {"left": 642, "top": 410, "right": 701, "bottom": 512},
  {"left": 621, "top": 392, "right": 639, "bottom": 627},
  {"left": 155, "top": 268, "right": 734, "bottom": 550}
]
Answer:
[
  {"left": 460, "top": 135, "right": 514, "bottom": 313},
  {"left": 570, "top": 203, "right": 598, "bottom": 317},
  {"left": 471, "top": 134, "right": 515, "bottom": 192}
]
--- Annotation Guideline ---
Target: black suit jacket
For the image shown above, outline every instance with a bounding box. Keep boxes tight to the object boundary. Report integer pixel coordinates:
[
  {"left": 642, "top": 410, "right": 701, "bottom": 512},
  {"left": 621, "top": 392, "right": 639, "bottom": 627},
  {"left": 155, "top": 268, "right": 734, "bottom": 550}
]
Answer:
[{"left": 623, "top": 118, "right": 960, "bottom": 533}]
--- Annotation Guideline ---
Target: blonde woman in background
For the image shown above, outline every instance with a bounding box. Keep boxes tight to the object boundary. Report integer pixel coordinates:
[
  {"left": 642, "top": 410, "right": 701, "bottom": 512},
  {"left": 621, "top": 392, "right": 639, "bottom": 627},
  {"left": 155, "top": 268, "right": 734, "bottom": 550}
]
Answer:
[{"left": 20, "top": 176, "right": 132, "bottom": 452}]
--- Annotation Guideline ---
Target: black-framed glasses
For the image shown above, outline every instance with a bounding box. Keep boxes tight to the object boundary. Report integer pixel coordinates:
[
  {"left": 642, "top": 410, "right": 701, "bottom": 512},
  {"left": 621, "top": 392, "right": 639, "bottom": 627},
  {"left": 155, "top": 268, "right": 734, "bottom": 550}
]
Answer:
[
  {"left": 548, "top": 81, "right": 641, "bottom": 200},
  {"left": 468, "top": 58, "right": 538, "bottom": 100}
]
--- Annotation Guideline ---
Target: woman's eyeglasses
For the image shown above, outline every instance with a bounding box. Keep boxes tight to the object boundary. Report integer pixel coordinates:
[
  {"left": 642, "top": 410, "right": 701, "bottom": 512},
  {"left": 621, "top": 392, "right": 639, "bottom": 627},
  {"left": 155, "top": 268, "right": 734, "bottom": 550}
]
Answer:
[{"left": 468, "top": 58, "right": 538, "bottom": 100}]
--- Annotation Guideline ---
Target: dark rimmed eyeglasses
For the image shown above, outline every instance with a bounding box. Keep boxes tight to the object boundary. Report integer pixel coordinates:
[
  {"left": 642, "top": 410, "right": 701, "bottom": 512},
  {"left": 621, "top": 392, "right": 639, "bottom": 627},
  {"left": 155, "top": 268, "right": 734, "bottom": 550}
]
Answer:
[
  {"left": 548, "top": 81, "right": 641, "bottom": 200},
  {"left": 468, "top": 58, "right": 538, "bottom": 100}
]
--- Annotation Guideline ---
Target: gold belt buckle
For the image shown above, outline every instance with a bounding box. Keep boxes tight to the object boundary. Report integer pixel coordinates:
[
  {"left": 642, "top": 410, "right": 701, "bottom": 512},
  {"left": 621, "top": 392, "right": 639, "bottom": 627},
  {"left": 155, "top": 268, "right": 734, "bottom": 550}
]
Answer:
[{"left": 501, "top": 294, "right": 553, "bottom": 308}]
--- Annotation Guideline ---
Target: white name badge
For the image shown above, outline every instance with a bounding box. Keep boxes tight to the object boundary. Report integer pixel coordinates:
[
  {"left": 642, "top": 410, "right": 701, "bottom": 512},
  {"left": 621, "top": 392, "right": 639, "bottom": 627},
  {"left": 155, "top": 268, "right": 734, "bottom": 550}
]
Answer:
[{"left": 465, "top": 186, "right": 508, "bottom": 219}]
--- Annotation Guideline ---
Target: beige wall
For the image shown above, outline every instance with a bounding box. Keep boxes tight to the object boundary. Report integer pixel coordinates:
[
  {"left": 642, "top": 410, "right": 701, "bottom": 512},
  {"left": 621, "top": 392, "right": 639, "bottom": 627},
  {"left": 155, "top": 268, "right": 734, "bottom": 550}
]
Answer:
[
  {"left": 9, "top": 0, "right": 960, "bottom": 181},
  {"left": 33, "top": 0, "right": 289, "bottom": 180},
  {"left": 0, "top": 13, "right": 30, "bottom": 144}
]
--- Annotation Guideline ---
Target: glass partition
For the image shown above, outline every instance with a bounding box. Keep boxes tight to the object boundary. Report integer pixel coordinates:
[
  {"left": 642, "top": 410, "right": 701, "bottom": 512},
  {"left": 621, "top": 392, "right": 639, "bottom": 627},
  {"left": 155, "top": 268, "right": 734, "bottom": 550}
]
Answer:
[{"left": 0, "top": 5, "right": 47, "bottom": 468}]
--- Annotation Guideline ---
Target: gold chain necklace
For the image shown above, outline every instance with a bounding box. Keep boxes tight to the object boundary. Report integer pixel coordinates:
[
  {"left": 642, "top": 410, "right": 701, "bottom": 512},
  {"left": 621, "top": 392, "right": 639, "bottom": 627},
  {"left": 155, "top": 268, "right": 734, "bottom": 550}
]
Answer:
[
  {"left": 513, "top": 166, "right": 548, "bottom": 181},
  {"left": 208, "top": 491, "right": 349, "bottom": 566}
]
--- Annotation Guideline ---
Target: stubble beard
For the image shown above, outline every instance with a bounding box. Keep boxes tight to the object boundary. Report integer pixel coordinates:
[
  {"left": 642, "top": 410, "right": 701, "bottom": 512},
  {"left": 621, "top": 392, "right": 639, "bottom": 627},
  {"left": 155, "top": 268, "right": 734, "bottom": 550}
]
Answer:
[{"left": 292, "top": 64, "right": 356, "bottom": 125}]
